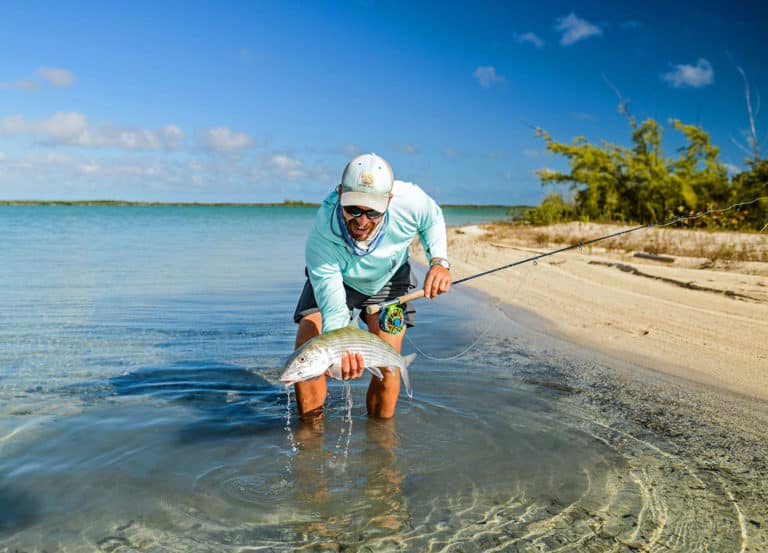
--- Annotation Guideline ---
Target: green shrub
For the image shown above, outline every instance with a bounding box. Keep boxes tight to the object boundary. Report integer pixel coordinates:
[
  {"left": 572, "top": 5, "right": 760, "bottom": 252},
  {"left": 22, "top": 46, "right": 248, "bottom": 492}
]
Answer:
[{"left": 527, "top": 193, "right": 575, "bottom": 226}]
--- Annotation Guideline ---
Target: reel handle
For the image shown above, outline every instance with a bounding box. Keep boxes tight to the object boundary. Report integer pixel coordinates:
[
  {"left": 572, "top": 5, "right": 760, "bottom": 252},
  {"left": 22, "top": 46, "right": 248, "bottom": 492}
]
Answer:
[{"left": 366, "top": 289, "right": 425, "bottom": 315}]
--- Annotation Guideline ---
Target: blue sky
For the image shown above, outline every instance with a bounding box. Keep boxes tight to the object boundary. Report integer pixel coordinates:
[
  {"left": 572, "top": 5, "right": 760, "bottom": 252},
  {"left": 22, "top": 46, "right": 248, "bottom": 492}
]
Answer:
[{"left": 1, "top": 0, "right": 765, "bottom": 204}]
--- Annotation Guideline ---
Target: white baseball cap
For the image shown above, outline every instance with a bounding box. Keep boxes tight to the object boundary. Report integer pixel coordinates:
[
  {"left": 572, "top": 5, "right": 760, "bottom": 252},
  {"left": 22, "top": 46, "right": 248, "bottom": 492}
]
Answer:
[{"left": 339, "top": 153, "right": 394, "bottom": 213}]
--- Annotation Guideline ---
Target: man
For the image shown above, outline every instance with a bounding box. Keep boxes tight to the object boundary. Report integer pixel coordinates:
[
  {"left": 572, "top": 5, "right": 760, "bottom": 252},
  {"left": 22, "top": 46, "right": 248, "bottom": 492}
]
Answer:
[{"left": 292, "top": 153, "right": 451, "bottom": 418}]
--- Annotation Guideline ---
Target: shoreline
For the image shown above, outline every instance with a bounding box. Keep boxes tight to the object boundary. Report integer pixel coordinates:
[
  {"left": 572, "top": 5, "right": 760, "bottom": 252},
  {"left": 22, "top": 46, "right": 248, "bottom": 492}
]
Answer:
[
  {"left": 430, "top": 222, "right": 768, "bottom": 401},
  {"left": 0, "top": 200, "right": 322, "bottom": 207},
  {"left": 0, "top": 200, "right": 524, "bottom": 209}
]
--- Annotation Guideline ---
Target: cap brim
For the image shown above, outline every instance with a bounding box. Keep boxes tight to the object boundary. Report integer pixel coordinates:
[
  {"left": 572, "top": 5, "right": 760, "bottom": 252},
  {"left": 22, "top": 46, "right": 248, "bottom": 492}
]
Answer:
[{"left": 339, "top": 192, "right": 389, "bottom": 213}]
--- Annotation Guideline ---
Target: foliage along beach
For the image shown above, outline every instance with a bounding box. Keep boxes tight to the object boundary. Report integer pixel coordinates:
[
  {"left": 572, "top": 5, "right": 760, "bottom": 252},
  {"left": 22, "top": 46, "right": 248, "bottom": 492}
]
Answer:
[{"left": 419, "top": 108, "right": 768, "bottom": 401}]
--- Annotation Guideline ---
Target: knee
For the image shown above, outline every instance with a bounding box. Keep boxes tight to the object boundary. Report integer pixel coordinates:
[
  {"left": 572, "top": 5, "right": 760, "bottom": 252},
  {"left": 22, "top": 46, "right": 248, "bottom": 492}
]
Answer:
[
  {"left": 367, "top": 371, "right": 401, "bottom": 419},
  {"left": 371, "top": 368, "right": 401, "bottom": 393},
  {"left": 295, "top": 312, "right": 322, "bottom": 348},
  {"left": 295, "top": 378, "right": 327, "bottom": 417}
]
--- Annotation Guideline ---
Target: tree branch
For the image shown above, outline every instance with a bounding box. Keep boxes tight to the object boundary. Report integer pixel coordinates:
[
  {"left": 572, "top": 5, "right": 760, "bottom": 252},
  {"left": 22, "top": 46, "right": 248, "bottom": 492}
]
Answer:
[
  {"left": 602, "top": 74, "right": 635, "bottom": 125},
  {"left": 735, "top": 65, "right": 760, "bottom": 163}
]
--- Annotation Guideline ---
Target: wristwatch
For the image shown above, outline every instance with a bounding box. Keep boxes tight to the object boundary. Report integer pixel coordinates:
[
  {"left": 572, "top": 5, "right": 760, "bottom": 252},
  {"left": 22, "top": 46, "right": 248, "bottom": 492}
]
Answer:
[{"left": 430, "top": 258, "right": 451, "bottom": 270}]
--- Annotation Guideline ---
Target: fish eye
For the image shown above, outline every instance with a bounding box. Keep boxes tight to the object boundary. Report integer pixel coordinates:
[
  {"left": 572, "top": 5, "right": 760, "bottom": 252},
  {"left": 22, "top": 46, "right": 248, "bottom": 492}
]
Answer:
[{"left": 298, "top": 355, "right": 306, "bottom": 364}]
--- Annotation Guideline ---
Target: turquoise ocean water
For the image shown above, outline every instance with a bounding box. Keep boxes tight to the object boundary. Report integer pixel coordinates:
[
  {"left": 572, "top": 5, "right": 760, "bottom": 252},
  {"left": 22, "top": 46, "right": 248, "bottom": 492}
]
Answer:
[{"left": 1, "top": 205, "right": 763, "bottom": 551}]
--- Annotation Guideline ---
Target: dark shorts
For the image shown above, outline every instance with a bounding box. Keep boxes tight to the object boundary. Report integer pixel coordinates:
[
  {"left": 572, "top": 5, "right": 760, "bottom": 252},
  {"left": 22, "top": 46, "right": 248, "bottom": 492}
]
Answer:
[{"left": 293, "top": 261, "right": 418, "bottom": 327}]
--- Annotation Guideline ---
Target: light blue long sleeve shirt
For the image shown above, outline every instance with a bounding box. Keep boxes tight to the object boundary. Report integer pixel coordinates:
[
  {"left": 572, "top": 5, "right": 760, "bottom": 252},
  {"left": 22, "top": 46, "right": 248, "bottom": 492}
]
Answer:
[{"left": 306, "top": 180, "right": 448, "bottom": 332}]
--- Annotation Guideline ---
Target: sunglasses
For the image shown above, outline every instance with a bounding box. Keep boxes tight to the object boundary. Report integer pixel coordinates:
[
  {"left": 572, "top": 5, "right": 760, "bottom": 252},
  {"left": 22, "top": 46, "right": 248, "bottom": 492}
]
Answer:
[{"left": 342, "top": 205, "right": 385, "bottom": 219}]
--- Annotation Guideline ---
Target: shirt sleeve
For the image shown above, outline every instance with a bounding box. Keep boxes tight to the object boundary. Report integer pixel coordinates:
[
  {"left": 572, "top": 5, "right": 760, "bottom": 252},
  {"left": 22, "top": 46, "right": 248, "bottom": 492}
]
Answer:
[
  {"left": 305, "top": 235, "right": 351, "bottom": 333},
  {"left": 416, "top": 190, "right": 448, "bottom": 262}
]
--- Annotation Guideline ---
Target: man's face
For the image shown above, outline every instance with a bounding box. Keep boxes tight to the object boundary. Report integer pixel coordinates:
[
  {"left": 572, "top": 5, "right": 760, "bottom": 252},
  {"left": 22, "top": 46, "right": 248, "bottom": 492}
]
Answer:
[
  {"left": 341, "top": 204, "right": 383, "bottom": 241},
  {"left": 338, "top": 186, "right": 389, "bottom": 241}
]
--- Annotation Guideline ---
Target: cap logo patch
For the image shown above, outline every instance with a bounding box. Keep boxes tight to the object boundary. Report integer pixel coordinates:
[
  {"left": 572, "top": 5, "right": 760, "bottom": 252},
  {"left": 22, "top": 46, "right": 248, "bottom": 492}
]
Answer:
[{"left": 359, "top": 172, "right": 375, "bottom": 187}]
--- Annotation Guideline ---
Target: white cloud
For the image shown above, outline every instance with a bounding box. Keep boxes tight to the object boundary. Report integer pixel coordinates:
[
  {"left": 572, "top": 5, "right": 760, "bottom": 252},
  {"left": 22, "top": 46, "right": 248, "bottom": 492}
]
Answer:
[
  {"left": 486, "top": 149, "right": 507, "bottom": 160},
  {"left": 523, "top": 149, "right": 541, "bottom": 158},
  {"left": 341, "top": 144, "right": 361, "bottom": 157},
  {"left": 0, "top": 112, "right": 89, "bottom": 142},
  {"left": 473, "top": 66, "right": 505, "bottom": 88},
  {"left": 309, "top": 161, "right": 334, "bottom": 183},
  {"left": 47, "top": 112, "right": 91, "bottom": 143},
  {"left": 0, "top": 79, "right": 40, "bottom": 91},
  {"left": 443, "top": 148, "right": 465, "bottom": 158},
  {"left": 268, "top": 154, "right": 305, "bottom": 180},
  {"left": 661, "top": 58, "right": 714, "bottom": 88},
  {"left": 246, "top": 153, "right": 336, "bottom": 186},
  {"left": 1, "top": 67, "right": 75, "bottom": 91},
  {"left": 112, "top": 128, "right": 163, "bottom": 150},
  {"left": 0, "top": 112, "right": 186, "bottom": 150},
  {"left": 0, "top": 114, "right": 32, "bottom": 134},
  {"left": 555, "top": 13, "right": 602, "bottom": 46},
  {"left": 44, "top": 151, "right": 72, "bottom": 164},
  {"left": 516, "top": 32, "right": 545, "bottom": 48},
  {"left": 0, "top": 150, "right": 250, "bottom": 199},
  {"left": 37, "top": 67, "right": 75, "bottom": 88},
  {"left": 201, "top": 126, "right": 255, "bottom": 155},
  {"left": 76, "top": 160, "right": 102, "bottom": 175},
  {"left": 161, "top": 125, "right": 185, "bottom": 150},
  {"left": 397, "top": 144, "right": 418, "bottom": 154}
]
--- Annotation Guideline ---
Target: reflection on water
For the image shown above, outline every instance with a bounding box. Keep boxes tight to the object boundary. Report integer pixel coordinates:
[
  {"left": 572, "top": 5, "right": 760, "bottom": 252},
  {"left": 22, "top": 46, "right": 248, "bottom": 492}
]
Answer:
[
  {"left": 1, "top": 206, "right": 766, "bottom": 552},
  {"left": 2, "top": 311, "right": 766, "bottom": 552},
  {"left": 282, "top": 414, "right": 409, "bottom": 549}
]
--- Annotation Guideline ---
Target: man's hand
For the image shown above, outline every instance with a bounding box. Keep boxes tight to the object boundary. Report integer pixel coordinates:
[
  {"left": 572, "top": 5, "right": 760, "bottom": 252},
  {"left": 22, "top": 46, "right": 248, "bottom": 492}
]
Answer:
[
  {"left": 326, "top": 350, "right": 366, "bottom": 380},
  {"left": 423, "top": 263, "right": 452, "bottom": 299}
]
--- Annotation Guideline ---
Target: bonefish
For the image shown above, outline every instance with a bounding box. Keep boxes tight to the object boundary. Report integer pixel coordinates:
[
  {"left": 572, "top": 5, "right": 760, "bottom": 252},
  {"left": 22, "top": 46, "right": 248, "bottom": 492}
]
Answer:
[{"left": 280, "top": 326, "right": 416, "bottom": 397}]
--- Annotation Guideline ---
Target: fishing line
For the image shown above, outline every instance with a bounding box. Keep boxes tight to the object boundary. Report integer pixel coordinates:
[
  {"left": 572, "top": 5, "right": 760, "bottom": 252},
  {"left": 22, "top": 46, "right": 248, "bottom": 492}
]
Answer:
[
  {"left": 406, "top": 195, "right": 768, "bottom": 298},
  {"left": 401, "top": 195, "right": 768, "bottom": 361},
  {"left": 653, "top": 196, "right": 768, "bottom": 230},
  {"left": 405, "top": 299, "right": 505, "bottom": 362},
  {"left": 406, "top": 246, "right": 535, "bottom": 362},
  {"left": 406, "top": 254, "right": 534, "bottom": 361}
]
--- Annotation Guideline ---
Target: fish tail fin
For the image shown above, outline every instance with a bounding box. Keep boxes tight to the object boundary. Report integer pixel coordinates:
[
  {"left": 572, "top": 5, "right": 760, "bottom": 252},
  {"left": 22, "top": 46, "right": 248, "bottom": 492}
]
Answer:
[
  {"left": 348, "top": 309, "right": 362, "bottom": 328},
  {"left": 400, "top": 353, "right": 417, "bottom": 398}
]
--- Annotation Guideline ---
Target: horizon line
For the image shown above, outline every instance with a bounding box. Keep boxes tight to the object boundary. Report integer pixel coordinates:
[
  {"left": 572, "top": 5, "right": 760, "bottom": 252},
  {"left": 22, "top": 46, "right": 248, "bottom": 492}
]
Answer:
[{"left": 0, "top": 199, "right": 529, "bottom": 209}]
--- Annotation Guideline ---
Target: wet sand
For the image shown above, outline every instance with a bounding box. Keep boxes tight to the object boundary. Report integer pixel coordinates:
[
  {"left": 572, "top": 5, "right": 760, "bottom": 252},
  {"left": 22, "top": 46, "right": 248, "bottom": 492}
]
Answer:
[
  {"left": 413, "top": 221, "right": 768, "bottom": 550},
  {"left": 435, "top": 222, "right": 768, "bottom": 402}
]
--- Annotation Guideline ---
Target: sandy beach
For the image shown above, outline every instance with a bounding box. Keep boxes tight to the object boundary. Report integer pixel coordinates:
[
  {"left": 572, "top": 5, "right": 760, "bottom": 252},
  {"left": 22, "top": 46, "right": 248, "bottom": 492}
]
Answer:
[{"left": 427, "top": 222, "right": 768, "bottom": 401}]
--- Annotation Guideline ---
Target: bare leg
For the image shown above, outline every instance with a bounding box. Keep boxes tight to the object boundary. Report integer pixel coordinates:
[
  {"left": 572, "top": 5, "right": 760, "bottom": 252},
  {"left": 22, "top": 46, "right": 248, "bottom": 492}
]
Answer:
[
  {"left": 293, "top": 416, "right": 330, "bottom": 504},
  {"left": 293, "top": 312, "right": 327, "bottom": 418},
  {"left": 363, "top": 311, "right": 405, "bottom": 419},
  {"left": 363, "top": 418, "right": 406, "bottom": 530}
]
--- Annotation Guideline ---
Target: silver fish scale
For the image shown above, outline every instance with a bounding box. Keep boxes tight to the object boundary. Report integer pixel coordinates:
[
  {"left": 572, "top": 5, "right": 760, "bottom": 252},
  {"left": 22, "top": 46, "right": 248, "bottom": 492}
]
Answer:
[{"left": 316, "top": 327, "right": 407, "bottom": 368}]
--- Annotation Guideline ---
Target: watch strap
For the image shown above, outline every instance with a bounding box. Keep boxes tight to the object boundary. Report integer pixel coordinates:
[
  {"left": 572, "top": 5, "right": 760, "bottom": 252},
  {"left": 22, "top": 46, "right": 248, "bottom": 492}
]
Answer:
[{"left": 429, "top": 258, "right": 450, "bottom": 270}]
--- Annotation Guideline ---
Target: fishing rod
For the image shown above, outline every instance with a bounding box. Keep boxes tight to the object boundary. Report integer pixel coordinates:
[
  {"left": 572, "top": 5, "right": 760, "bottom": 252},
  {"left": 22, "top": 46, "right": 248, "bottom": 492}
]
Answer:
[
  {"left": 365, "top": 223, "right": 649, "bottom": 315},
  {"left": 365, "top": 195, "right": 768, "bottom": 316}
]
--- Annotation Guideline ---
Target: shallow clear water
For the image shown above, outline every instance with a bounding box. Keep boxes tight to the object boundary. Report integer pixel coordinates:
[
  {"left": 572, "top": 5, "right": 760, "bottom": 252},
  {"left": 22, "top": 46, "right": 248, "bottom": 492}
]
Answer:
[{"left": 1, "top": 206, "right": 766, "bottom": 552}]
